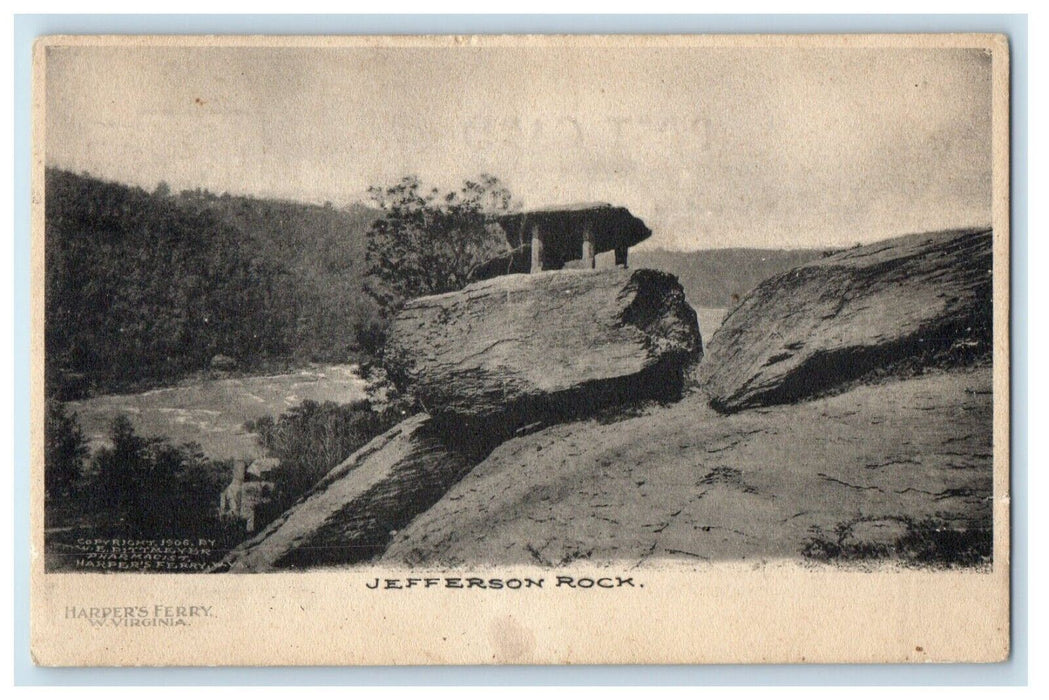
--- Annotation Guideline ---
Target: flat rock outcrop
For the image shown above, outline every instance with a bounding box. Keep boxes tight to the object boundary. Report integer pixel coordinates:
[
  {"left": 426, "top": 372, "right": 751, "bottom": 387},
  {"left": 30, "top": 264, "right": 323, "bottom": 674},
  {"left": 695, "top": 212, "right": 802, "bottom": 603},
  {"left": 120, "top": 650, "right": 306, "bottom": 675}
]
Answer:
[
  {"left": 215, "top": 414, "right": 472, "bottom": 572},
  {"left": 381, "top": 368, "right": 992, "bottom": 568},
  {"left": 384, "top": 268, "right": 702, "bottom": 441},
  {"left": 696, "top": 228, "right": 993, "bottom": 413}
]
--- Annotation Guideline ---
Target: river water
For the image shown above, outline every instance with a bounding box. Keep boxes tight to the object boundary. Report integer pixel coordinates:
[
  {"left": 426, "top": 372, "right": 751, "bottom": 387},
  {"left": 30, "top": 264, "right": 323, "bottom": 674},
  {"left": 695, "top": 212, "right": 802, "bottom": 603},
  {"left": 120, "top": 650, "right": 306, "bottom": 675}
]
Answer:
[{"left": 66, "top": 364, "right": 370, "bottom": 463}]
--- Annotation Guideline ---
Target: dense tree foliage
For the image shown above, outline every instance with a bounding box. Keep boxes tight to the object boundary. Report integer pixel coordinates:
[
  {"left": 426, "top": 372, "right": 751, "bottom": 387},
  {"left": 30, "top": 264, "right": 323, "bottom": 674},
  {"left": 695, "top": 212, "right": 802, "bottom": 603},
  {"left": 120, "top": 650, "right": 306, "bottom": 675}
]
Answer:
[
  {"left": 86, "top": 416, "right": 235, "bottom": 538},
  {"left": 45, "top": 414, "right": 243, "bottom": 570},
  {"left": 364, "top": 174, "right": 518, "bottom": 314},
  {"left": 44, "top": 400, "right": 88, "bottom": 500},
  {"left": 45, "top": 169, "right": 381, "bottom": 399},
  {"left": 245, "top": 399, "right": 408, "bottom": 510}
]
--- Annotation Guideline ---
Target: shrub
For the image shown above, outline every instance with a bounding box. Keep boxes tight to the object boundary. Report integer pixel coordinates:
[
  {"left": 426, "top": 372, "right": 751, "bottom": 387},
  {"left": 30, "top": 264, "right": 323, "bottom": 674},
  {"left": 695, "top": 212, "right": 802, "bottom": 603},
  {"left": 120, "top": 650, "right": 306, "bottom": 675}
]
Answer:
[
  {"left": 245, "top": 399, "right": 410, "bottom": 510},
  {"left": 801, "top": 516, "right": 991, "bottom": 567}
]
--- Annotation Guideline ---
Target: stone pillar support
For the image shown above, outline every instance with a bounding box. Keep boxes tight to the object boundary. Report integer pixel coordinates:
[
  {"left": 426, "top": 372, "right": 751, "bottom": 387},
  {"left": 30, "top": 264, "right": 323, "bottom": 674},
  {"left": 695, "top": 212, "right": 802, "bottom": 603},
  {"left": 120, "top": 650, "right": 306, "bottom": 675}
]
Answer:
[
  {"left": 530, "top": 225, "right": 544, "bottom": 273},
  {"left": 582, "top": 226, "right": 596, "bottom": 269}
]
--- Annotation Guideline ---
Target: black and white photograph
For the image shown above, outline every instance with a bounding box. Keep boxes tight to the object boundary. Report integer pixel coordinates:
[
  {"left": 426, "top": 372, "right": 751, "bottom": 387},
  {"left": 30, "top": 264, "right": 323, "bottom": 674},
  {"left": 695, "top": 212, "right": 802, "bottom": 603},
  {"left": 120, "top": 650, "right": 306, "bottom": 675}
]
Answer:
[{"left": 30, "top": 33, "right": 1011, "bottom": 665}]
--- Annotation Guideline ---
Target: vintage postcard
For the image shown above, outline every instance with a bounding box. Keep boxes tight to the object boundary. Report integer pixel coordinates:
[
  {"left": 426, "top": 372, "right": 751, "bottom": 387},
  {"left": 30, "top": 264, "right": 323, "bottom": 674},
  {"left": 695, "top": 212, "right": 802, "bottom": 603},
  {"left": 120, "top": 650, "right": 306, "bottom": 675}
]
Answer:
[{"left": 30, "top": 33, "right": 1010, "bottom": 666}]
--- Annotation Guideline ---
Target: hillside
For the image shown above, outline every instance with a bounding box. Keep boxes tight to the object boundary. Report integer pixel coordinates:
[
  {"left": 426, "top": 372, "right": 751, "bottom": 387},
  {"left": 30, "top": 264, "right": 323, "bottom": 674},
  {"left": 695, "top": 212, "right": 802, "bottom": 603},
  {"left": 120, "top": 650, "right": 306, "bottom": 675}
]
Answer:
[
  {"left": 632, "top": 247, "right": 833, "bottom": 308},
  {"left": 44, "top": 169, "right": 380, "bottom": 398}
]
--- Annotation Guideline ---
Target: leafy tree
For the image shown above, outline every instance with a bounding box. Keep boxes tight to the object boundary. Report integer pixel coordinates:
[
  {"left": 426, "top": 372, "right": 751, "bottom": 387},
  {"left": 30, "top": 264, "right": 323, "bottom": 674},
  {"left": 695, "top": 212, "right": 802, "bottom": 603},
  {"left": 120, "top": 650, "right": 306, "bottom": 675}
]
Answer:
[
  {"left": 44, "top": 400, "right": 88, "bottom": 499},
  {"left": 90, "top": 416, "right": 156, "bottom": 530},
  {"left": 364, "top": 174, "right": 518, "bottom": 313}
]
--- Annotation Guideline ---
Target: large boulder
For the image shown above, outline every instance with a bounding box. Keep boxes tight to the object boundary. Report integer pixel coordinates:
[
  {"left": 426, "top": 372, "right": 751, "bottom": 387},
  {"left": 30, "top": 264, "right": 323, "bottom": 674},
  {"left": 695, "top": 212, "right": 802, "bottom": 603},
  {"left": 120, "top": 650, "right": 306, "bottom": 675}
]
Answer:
[
  {"left": 216, "top": 268, "right": 702, "bottom": 572},
  {"left": 214, "top": 414, "right": 472, "bottom": 572},
  {"left": 384, "top": 268, "right": 702, "bottom": 441},
  {"left": 696, "top": 228, "right": 993, "bottom": 413}
]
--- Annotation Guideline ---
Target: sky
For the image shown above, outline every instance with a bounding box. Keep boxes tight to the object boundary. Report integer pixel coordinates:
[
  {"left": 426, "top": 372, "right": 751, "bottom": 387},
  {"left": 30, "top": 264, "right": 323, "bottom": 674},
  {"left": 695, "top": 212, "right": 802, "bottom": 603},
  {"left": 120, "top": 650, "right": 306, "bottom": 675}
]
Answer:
[{"left": 45, "top": 42, "right": 993, "bottom": 251}]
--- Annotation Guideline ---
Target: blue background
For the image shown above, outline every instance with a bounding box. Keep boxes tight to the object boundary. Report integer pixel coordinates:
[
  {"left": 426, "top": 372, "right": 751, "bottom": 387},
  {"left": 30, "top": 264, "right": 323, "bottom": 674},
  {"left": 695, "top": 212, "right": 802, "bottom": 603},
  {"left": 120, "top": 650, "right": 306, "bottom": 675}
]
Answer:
[{"left": 12, "top": 13, "right": 1029, "bottom": 686}]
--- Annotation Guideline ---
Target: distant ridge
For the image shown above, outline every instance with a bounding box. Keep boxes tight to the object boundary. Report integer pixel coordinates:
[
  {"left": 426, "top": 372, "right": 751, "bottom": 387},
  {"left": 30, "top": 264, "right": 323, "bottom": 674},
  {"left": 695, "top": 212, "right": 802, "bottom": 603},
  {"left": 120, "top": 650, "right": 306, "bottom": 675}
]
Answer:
[{"left": 631, "top": 247, "right": 833, "bottom": 309}]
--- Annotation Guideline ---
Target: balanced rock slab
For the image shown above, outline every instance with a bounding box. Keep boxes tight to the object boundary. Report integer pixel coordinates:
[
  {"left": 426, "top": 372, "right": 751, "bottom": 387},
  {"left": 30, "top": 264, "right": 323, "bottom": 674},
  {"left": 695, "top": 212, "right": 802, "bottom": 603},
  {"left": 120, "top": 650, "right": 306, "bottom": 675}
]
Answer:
[
  {"left": 697, "top": 228, "right": 993, "bottom": 412},
  {"left": 383, "top": 268, "right": 702, "bottom": 439},
  {"left": 214, "top": 414, "right": 471, "bottom": 572}
]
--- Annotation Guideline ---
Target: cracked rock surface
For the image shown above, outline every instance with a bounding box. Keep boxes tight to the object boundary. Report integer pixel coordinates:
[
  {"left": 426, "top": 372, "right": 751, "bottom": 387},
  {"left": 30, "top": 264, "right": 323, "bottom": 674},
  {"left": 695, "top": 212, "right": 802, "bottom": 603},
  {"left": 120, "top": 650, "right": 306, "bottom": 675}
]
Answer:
[
  {"left": 384, "top": 268, "right": 702, "bottom": 441},
  {"left": 697, "top": 228, "right": 992, "bottom": 413},
  {"left": 380, "top": 366, "right": 992, "bottom": 567}
]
